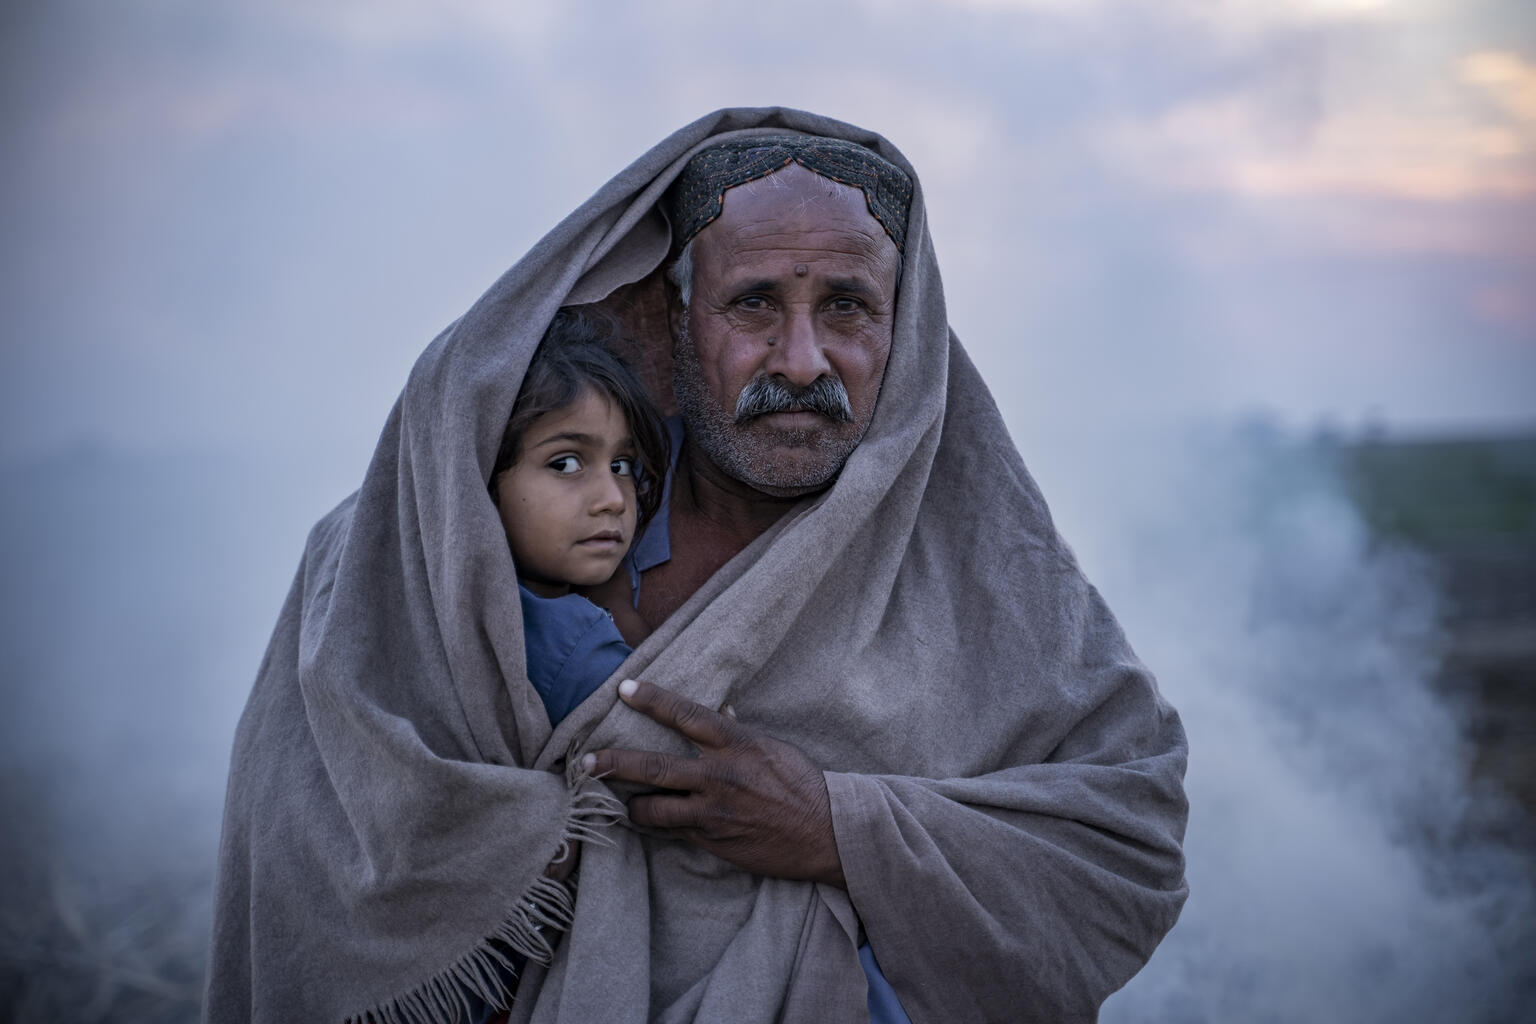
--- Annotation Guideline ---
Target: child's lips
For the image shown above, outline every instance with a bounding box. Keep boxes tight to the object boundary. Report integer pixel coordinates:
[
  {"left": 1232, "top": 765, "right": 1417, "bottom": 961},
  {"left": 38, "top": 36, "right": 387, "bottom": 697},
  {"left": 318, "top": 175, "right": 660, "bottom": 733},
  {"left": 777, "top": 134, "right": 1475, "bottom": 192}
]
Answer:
[{"left": 578, "top": 530, "right": 625, "bottom": 548}]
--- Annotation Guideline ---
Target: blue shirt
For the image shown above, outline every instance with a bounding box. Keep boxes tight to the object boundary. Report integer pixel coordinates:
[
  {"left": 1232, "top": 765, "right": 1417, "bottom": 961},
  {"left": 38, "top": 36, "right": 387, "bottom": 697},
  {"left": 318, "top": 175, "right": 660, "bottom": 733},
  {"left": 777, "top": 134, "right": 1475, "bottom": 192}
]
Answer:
[{"left": 518, "top": 585, "right": 630, "bottom": 725}]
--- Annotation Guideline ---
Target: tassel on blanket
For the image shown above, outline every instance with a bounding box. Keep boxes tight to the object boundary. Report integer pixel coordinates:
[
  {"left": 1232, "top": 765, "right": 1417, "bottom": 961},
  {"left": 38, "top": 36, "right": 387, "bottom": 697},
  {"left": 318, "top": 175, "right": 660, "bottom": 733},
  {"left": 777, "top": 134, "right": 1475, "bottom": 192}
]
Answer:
[{"left": 348, "top": 769, "right": 626, "bottom": 1024}]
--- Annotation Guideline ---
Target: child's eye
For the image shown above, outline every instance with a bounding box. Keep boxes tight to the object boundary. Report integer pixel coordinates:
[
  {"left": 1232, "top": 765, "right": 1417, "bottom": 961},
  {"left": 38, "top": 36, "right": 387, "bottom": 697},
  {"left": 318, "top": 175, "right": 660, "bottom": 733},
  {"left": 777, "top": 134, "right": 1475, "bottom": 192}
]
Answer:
[
  {"left": 610, "top": 457, "right": 635, "bottom": 477},
  {"left": 547, "top": 455, "right": 582, "bottom": 474}
]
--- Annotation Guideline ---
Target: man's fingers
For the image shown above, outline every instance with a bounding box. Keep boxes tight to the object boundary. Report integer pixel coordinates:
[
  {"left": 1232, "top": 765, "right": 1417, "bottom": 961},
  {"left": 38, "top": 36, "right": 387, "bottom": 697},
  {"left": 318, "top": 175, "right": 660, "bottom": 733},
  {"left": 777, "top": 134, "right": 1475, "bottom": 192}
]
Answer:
[
  {"left": 583, "top": 747, "right": 709, "bottom": 791},
  {"left": 617, "top": 679, "right": 735, "bottom": 748},
  {"left": 628, "top": 793, "right": 706, "bottom": 831}
]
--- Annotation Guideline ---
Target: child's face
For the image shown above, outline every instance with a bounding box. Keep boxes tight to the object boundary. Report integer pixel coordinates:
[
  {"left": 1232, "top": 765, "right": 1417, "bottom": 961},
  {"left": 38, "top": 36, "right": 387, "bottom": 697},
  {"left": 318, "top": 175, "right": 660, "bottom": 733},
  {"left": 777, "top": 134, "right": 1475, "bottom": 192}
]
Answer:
[{"left": 495, "top": 387, "right": 640, "bottom": 598}]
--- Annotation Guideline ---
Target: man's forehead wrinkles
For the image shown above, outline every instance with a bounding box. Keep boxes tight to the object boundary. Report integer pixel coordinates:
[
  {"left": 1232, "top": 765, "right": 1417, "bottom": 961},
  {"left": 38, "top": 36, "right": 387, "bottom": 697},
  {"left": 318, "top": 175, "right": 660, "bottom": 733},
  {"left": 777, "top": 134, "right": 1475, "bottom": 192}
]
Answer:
[
  {"left": 710, "top": 250, "right": 891, "bottom": 283},
  {"left": 723, "top": 221, "right": 890, "bottom": 253},
  {"left": 721, "top": 250, "right": 893, "bottom": 282},
  {"left": 736, "top": 192, "right": 861, "bottom": 220},
  {"left": 725, "top": 233, "right": 886, "bottom": 257},
  {"left": 712, "top": 265, "right": 881, "bottom": 292}
]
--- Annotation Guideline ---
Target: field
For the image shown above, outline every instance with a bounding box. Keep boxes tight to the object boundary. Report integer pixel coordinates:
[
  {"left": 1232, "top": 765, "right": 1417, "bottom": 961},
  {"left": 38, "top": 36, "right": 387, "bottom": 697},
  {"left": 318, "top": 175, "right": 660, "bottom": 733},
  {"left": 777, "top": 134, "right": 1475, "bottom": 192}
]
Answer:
[{"left": 1340, "top": 434, "right": 1536, "bottom": 833}]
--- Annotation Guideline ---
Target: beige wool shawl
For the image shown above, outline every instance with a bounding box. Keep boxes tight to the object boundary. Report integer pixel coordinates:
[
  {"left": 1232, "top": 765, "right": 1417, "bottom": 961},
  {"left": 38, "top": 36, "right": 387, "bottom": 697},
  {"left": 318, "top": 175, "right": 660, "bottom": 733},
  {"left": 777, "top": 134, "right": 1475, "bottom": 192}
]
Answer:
[{"left": 204, "top": 107, "right": 1189, "bottom": 1024}]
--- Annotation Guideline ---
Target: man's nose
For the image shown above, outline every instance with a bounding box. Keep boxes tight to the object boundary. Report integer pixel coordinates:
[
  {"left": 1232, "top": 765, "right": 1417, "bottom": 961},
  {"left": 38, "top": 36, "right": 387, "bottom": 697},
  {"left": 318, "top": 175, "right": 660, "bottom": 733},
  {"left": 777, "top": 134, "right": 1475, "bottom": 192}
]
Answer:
[{"left": 764, "top": 309, "right": 832, "bottom": 388}]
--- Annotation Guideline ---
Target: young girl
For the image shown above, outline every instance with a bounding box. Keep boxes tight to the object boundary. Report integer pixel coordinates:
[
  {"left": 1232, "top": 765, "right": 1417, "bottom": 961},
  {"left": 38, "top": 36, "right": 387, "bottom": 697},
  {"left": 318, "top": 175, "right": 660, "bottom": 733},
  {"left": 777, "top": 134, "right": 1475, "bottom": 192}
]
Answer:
[
  {"left": 489, "top": 306, "right": 669, "bottom": 726},
  {"left": 462, "top": 309, "right": 670, "bottom": 1024}
]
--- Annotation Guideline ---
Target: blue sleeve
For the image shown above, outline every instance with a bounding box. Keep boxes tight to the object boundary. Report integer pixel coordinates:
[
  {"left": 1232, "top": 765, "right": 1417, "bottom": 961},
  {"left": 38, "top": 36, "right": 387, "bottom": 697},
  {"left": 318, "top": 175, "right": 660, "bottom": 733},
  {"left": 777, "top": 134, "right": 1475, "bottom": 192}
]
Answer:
[
  {"left": 519, "top": 586, "right": 631, "bottom": 727},
  {"left": 542, "top": 615, "right": 630, "bottom": 724}
]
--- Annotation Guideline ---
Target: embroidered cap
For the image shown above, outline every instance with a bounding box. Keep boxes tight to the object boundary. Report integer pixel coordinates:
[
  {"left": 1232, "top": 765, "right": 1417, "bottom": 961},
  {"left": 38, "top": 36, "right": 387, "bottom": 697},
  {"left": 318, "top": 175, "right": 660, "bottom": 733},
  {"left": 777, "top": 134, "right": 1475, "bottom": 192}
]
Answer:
[{"left": 663, "top": 135, "right": 913, "bottom": 254}]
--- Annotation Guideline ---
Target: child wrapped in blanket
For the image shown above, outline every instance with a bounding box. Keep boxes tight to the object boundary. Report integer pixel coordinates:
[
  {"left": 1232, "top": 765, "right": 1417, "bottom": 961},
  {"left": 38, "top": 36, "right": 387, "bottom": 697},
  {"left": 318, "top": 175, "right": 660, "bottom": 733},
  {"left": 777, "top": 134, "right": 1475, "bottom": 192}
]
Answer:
[
  {"left": 469, "top": 307, "right": 669, "bottom": 1023},
  {"left": 489, "top": 306, "right": 669, "bottom": 725}
]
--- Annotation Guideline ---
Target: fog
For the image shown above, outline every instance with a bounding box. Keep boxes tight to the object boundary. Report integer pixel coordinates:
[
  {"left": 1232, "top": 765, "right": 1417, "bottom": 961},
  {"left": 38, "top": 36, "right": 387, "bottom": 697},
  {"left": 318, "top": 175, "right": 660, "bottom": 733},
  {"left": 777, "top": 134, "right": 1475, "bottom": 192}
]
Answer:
[
  {"left": 2, "top": 0, "right": 1534, "bottom": 1020},
  {"left": 1031, "top": 424, "right": 1536, "bottom": 1021},
  {"left": 6, "top": 421, "right": 1532, "bottom": 1021}
]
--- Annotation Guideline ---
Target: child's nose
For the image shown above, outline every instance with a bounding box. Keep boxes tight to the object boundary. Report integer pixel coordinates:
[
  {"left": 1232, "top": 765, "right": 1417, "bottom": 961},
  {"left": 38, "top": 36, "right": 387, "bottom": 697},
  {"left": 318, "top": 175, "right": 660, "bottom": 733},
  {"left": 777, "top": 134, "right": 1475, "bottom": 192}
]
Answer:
[{"left": 590, "top": 472, "right": 627, "bottom": 514}]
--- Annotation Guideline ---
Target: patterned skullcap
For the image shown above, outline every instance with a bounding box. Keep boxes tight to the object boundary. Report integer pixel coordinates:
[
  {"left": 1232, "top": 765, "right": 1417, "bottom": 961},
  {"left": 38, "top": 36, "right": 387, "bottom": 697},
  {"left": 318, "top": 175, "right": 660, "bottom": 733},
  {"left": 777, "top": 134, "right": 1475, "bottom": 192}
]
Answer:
[{"left": 664, "top": 135, "right": 914, "bottom": 254}]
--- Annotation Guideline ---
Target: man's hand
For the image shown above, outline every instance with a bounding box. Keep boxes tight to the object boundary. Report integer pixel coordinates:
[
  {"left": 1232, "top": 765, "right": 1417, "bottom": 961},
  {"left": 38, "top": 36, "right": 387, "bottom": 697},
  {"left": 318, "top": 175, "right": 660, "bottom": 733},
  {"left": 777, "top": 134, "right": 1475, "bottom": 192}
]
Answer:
[{"left": 582, "top": 679, "right": 846, "bottom": 888}]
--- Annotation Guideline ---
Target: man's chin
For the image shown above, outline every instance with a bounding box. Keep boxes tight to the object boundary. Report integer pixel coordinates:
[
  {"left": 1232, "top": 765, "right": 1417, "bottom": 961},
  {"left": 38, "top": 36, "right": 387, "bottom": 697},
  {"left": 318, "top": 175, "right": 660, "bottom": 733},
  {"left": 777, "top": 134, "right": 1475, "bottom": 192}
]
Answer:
[
  {"left": 742, "top": 474, "right": 841, "bottom": 499},
  {"left": 728, "top": 434, "right": 855, "bottom": 496}
]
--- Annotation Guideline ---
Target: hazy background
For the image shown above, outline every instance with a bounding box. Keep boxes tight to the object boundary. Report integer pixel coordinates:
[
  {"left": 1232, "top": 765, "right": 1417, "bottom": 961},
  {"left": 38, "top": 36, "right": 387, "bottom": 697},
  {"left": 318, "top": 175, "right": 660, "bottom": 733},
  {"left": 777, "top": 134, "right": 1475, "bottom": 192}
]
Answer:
[{"left": 2, "top": 0, "right": 1533, "bottom": 1020}]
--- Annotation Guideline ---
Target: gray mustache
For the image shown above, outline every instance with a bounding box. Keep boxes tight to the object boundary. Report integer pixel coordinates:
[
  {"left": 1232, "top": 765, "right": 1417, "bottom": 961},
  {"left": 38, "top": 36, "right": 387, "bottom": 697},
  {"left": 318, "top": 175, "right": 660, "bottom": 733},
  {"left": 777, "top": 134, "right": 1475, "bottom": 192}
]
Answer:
[{"left": 734, "top": 375, "right": 854, "bottom": 424}]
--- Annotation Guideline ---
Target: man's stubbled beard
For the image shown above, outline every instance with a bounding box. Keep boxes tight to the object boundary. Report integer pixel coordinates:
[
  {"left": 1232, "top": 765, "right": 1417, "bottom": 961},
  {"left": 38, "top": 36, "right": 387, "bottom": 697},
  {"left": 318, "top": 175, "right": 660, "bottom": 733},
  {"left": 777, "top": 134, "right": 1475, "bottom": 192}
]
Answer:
[{"left": 671, "top": 311, "right": 867, "bottom": 496}]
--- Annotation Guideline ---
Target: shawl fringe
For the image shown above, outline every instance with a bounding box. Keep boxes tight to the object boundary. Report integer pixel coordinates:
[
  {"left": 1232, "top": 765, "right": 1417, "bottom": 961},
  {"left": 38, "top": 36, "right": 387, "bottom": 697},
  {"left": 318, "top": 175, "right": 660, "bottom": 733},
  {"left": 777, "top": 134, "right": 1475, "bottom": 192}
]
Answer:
[{"left": 348, "top": 771, "right": 625, "bottom": 1024}]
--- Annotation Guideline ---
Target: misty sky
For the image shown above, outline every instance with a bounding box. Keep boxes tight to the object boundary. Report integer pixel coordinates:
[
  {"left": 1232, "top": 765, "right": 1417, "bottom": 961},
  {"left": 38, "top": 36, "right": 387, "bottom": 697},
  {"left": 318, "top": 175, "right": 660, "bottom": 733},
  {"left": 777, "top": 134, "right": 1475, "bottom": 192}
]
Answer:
[{"left": 2, "top": 0, "right": 1533, "bottom": 474}]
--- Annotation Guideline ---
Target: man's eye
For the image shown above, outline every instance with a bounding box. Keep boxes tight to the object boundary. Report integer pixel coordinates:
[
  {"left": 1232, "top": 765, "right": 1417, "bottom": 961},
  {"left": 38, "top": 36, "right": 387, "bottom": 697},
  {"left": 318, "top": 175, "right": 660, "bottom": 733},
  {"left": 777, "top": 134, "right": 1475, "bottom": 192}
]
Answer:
[
  {"left": 611, "top": 457, "right": 635, "bottom": 477},
  {"left": 737, "top": 296, "right": 770, "bottom": 311},
  {"left": 829, "top": 297, "right": 863, "bottom": 314},
  {"left": 548, "top": 455, "right": 581, "bottom": 474}
]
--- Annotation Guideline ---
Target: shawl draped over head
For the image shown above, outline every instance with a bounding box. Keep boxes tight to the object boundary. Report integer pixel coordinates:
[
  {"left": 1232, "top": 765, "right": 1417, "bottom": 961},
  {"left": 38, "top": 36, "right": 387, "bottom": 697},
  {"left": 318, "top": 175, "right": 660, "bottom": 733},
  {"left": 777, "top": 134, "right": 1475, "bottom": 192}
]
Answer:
[{"left": 205, "top": 107, "right": 1189, "bottom": 1024}]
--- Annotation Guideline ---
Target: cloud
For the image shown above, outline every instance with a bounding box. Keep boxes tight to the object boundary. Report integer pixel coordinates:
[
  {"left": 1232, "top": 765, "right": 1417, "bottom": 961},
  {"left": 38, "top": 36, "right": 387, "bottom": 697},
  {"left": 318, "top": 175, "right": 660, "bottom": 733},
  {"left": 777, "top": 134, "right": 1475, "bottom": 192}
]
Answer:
[
  {"left": 3, "top": 0, "right": 1533, "bottom": 458},
  {"left": 260, "top": 0, "right": 563, "bottom": 54},
  {"left": 1100, "top": 48, "right": 1536, "bottom": 203},
  {"left": 1462, "top": 50, "right": 1536, "bottom": 123},
  {"left": 938, "top": 0, "right": 1437, "bottom": 30}
]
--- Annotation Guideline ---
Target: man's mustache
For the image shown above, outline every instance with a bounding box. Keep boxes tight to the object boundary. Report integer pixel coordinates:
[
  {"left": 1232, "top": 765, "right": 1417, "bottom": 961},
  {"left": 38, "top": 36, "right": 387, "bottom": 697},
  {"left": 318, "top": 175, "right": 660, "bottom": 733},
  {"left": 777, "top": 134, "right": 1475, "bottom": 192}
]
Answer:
[{"left": 734, "top": 375, "right": 854, "bottom": 424}]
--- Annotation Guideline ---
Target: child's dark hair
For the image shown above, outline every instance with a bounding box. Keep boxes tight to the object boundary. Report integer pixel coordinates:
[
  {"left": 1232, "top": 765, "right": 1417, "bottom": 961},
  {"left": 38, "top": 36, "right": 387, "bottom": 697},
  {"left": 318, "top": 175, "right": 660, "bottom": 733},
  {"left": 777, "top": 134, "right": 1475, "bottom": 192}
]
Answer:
[{"left": 489, "top": 305, "right": 670, "bottom": 528}]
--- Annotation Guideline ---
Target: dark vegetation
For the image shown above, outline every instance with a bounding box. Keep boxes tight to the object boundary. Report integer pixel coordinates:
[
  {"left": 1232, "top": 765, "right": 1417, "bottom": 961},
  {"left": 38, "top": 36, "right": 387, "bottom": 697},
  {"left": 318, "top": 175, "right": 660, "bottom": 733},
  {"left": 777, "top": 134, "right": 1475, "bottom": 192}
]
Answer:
[{"left": 1338, "top": 433, "right": 1536, "bottom": 839}]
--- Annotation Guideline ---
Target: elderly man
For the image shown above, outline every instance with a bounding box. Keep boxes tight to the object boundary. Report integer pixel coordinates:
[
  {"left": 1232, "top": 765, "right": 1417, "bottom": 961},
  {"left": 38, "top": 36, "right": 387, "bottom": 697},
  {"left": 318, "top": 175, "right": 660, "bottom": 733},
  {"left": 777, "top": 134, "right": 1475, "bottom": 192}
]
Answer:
[
  {"left": 206, "top": 110, "right": 1188, "bottom": 1024},
  {"left": 583, "top": 145, "right": 907, "bottom": 886}
]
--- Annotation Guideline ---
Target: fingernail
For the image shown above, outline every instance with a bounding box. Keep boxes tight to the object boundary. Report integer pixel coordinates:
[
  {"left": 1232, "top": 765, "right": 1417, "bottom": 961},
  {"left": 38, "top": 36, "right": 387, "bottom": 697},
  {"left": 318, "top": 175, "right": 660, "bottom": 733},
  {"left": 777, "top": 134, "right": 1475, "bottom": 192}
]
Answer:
[
  {"left": 618, "top": 679, "right": 638, "bottom": 699},
  {"left": 580, "top": 753, "right": 596, "bottom": 773}
]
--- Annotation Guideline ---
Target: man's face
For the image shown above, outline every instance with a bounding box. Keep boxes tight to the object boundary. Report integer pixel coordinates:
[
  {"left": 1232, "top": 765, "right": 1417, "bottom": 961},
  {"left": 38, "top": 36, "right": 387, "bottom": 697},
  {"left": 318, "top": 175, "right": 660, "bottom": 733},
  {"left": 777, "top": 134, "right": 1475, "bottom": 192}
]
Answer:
[{"left": 671, "top": 162, "right": 901, "bottom": 496}]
